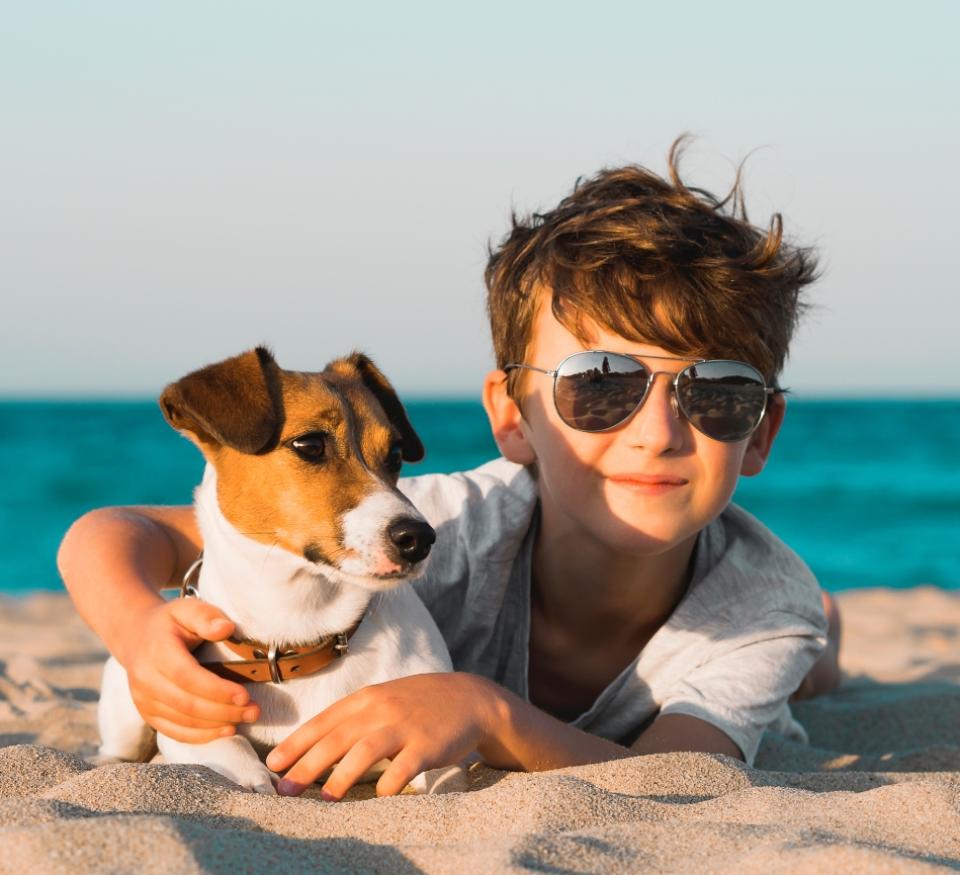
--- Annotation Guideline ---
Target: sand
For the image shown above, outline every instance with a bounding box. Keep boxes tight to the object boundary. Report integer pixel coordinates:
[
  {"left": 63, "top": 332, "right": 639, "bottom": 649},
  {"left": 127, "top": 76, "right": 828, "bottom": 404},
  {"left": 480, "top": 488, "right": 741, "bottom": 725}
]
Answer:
[{"left": 2, "top": 588, "right": 960, "bottom": 873}]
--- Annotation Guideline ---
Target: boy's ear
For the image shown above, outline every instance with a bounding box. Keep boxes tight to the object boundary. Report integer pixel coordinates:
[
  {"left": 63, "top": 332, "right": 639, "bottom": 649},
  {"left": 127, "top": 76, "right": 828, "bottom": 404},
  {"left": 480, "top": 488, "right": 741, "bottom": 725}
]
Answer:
[
  {"left": 740, "top": 393, "right": 786, "bottom": 477},
  {"left": 482, "top": 369, "right": 537, "bottom": 466}
]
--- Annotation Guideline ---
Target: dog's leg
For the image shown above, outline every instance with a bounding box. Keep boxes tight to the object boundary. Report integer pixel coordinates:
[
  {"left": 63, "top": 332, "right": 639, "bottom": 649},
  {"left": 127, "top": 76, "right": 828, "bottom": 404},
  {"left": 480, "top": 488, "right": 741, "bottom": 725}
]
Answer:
[
  {"left": 93, "top": 656, "right": 157, "bottom": 765},
  {"left": 408, "top": 763, "right": 471, "bottom": 794},
  {"left": 157, "top": 733, "right": 278, "bottom": 795},
  {"left": 353, "top": 758, "right": 470, "bottom": 795}
]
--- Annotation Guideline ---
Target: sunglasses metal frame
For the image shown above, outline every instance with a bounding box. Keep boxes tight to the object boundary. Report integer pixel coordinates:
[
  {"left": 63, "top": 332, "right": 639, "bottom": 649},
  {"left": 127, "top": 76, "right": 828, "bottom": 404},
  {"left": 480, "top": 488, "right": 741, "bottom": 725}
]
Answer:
[{"left": 504, "top": 350, "right": 777, "bottom": 442}]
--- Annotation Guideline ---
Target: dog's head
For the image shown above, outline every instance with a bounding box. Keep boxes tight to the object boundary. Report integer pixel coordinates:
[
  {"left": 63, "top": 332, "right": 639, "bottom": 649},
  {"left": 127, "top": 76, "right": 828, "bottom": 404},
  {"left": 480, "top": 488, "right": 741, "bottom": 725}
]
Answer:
[{"left": 159, "top": 347, "right": 434, "bottom": 588}]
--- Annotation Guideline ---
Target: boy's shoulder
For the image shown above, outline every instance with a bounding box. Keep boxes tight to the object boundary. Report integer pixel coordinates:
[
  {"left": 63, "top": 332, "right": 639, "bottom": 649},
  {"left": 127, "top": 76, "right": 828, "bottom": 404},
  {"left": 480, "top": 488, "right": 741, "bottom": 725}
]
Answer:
[
  {"left": 691, "top": 502, "right": 827, "bottom": 635},
  {"left": 398, "top": 459, "right": 537, "bottom": 634},
  {"left": 399, "top": 457, "right": 537, "bottom": 562}
]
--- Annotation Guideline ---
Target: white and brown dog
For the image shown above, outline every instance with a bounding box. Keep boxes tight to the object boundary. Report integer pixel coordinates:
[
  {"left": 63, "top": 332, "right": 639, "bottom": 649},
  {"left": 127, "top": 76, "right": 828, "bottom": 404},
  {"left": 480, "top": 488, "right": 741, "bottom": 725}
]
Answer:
[{"left": 96, "top": 347, "right": 455, "bottom": 795}]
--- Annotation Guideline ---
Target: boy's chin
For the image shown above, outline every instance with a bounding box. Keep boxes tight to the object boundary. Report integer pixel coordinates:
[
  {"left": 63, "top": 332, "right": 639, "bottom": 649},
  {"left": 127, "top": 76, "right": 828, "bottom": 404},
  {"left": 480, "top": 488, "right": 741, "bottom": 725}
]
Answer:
[
  {"left": 596, "top": 483, "right": 727, "bottom": 554},
  {"left": 584, "top": 515, "right": 700, "bottom": 558}
]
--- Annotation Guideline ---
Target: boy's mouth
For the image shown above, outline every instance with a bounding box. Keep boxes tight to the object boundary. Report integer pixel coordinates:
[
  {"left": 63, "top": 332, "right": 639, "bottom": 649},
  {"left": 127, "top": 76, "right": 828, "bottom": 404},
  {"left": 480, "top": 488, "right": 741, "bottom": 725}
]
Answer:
[{"left": 607, "top": 474, "right": 688, "bottom": 495}]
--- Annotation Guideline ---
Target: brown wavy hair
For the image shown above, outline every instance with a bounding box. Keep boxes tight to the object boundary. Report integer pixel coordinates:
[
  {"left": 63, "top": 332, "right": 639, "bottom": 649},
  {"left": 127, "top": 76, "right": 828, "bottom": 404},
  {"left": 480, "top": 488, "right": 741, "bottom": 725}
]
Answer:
[{"left": 485, "top": 138, "right": 819, "bottom": 396}]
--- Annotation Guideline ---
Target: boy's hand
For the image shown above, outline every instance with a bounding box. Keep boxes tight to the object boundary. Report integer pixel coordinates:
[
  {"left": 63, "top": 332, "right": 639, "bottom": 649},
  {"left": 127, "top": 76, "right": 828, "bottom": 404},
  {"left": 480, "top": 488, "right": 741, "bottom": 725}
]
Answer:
[
  {"left": 120, "top": 599, "right": 259, "bottom": 743},
  {"left": 265, "top": 672, "right": 503, "bottom": 799}
]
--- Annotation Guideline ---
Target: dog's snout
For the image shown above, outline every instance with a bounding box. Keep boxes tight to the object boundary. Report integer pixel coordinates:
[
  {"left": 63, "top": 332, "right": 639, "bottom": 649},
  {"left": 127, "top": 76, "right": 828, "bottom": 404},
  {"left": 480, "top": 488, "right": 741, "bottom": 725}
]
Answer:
[{"left": 387, "top": 518, "right": 435, "bottom": 564}]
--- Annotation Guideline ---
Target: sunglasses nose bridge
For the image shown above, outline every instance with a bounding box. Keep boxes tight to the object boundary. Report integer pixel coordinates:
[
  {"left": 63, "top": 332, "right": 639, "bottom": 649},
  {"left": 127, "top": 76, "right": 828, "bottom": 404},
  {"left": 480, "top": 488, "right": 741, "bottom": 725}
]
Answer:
[
  {"left": 644, "top": 369, "right": 682, "bottom": 421},
  {"left": 616, "top": 369, "right": 683, "bottom": 440}
]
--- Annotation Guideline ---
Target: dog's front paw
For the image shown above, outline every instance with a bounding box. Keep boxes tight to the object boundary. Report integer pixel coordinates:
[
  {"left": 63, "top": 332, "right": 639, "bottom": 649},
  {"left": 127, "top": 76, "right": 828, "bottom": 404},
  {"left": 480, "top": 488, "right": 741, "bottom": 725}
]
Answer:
[
  {"left": 216, "top": 762, "right": 278, "bottom": 796},
  {"left": 158, "top": 734, "right": 278, "bottom": 795}
]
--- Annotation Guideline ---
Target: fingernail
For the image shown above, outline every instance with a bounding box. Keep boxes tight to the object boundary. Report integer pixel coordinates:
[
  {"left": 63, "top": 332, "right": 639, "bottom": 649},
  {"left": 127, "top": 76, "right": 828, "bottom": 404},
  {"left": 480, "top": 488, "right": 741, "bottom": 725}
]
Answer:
[
  {"left": 265, "top": 753, "right": 282, "bottom": 770},
  {"left": 277, "top": 779, "right": 306, "bottom": 797},
  {"left": 319, "top": 789, "right": 338, "bottom": 802},
  {"left": 211, "top": 620, "right": 231, "bottom": 634},
  {"left": 220, "top": 726, "right": 234, "bottom": 737},
  {"left": 242, "top": 708, "right": 258, "bottom": 722},
  {"left": 232, "top": 693, "right": 248, "bottom": 706}
]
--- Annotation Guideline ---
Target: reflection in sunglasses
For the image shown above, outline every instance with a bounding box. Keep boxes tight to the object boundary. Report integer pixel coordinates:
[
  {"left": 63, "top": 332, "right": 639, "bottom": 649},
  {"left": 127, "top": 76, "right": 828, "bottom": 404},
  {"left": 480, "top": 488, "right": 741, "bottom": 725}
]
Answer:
[
  {"left": 558, "top": 368, "right": 650, "bottom": 431},
  {"left": 507, "top": 351, "right": 771, "bottom": 441},
  {"left": 558, "top": 366, "right": 766, "bottom": 439},
  {"left": 679, "top": 378, "right": 767, "bottom": 441}
]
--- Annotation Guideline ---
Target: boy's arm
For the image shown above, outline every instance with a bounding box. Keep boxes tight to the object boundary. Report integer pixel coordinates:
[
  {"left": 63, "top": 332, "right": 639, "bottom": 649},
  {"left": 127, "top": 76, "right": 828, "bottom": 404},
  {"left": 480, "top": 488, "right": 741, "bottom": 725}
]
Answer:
[
  {"left": 628, "top": 713, "right": 743, "bottom": 759},
  {"left": 58, "top": 505, "right": 198, "bottom": 659},
  {"left": 265, "top": 672, "right": 741, "bottom": 798},
  {"left": 478, "top": 685, "right": 743, "bottom": 767},
  {"left": 57, "top": 506, "right": 257, "bottom": 740}
]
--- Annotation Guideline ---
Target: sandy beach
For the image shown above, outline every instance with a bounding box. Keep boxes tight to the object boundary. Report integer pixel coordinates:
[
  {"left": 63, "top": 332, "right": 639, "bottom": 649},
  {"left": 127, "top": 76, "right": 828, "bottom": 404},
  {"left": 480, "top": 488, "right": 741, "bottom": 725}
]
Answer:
[{"left": 2, "top": 587, "right": 960, "bottom": 873}]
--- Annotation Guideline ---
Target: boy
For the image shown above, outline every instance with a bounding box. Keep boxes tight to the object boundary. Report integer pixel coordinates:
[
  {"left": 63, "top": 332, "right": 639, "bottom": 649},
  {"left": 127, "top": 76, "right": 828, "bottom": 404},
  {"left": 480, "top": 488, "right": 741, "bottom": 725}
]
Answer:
[{"left": 58, "top": 140, "right": 839, "bottom": 801}]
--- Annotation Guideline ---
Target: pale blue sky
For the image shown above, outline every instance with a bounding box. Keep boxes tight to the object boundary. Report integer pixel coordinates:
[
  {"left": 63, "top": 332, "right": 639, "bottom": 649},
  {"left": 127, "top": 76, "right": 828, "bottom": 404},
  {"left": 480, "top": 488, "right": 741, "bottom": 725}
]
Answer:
[{"left": 2, "top": 1, "right": 958, "bottom": 397}]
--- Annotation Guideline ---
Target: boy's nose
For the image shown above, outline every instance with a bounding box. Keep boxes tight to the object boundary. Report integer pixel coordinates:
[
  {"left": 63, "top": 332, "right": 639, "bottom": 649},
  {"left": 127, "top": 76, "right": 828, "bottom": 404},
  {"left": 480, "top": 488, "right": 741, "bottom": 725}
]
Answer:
[{"left": 622, "top": 373, "right": 684, "bottom": 453}]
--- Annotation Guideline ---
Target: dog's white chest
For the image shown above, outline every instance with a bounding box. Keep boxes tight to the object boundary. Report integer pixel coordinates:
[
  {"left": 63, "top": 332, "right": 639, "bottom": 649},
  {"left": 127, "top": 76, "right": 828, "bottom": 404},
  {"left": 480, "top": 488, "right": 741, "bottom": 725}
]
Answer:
[{"left": 195, "top": 583, "right": 452, "bottom": 751}]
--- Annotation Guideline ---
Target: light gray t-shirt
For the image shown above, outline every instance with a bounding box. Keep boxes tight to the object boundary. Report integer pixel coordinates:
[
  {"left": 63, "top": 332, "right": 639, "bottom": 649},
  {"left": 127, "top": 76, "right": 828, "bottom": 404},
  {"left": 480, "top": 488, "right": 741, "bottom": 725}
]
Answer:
[{"left": 400, "top": 457, "right": 828, "bottom": 765}]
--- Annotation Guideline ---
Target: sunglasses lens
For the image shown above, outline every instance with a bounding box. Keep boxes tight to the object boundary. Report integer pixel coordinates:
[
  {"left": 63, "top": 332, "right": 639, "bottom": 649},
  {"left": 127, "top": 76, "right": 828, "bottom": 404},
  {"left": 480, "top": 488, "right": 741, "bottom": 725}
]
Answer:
[
  {"left": 676, "top": 361, "right": 768, "bottom": 441},
  {"left": 554, "top": 352, "right": 649, "bottom": 431}
]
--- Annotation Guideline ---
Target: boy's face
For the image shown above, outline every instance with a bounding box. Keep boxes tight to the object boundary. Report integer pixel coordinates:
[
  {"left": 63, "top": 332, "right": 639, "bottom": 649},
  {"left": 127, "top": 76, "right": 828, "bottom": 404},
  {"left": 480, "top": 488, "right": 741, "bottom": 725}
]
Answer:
[{"left": 482, "top": 296, "right": 784, "bottom": 558}]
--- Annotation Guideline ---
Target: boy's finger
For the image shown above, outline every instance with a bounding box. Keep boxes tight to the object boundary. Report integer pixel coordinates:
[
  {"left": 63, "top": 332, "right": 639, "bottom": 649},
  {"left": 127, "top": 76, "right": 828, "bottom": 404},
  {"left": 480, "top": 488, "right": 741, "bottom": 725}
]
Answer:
[
  {"left": 319, "top": 730, "right": 403, "bottom": 801},
  {"left": 267, "top": 693, "right": 368, "bottom": 769},
  {"left": 149, "top": 715, "right": 237, "bottom": 745},
  {"left": 144, "top": 697, "right": 241, "bottom": 730},
  {"left": 161, "top": 649, "right": 252, "bottom": 708},
  {"left": 375, "top": 746, "right": 426, "bottom": 798},
  {"left": 167, "top": 598, "right": 235, "bottom": 641},
  {"left": 142, "top": 672, "right": 260, "bottom": 727},
  {"left": 274, "top": 726, "right": 358, "bottom": 795}
]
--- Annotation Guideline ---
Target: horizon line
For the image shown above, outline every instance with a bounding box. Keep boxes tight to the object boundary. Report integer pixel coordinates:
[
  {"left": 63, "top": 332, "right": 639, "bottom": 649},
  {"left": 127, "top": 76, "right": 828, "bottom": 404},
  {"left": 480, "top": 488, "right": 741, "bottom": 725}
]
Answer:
[{"left": 1, "top": 392, "right": 958, "bottom": 404}]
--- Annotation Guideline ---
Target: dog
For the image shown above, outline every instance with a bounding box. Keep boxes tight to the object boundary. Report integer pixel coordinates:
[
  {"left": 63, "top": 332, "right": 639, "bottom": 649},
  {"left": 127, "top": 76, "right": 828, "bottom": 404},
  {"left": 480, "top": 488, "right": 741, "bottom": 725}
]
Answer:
[{"left": 96, "top": 347, "right": 459, "bottom": 795}]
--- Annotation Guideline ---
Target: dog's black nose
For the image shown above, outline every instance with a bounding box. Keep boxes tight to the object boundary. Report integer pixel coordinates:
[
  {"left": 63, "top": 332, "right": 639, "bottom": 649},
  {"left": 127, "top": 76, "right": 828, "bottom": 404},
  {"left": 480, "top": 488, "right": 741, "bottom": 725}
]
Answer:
[{"left": 387, "top": 518, "right": 436, "bottom": 564}]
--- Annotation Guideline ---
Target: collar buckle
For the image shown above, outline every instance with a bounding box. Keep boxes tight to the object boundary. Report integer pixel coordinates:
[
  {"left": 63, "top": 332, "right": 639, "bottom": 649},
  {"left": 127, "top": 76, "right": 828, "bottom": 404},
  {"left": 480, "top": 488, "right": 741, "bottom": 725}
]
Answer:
[{"left": 266, "top": 644, "right": 283, "bottom": 684}]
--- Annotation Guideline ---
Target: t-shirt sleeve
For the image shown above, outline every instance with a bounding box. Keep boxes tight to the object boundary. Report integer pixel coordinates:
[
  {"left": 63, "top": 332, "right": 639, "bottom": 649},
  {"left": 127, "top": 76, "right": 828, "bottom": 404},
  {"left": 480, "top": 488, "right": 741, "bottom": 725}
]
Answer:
[{"left": 658, "top": 609, "right": 827, "bottom": 765}]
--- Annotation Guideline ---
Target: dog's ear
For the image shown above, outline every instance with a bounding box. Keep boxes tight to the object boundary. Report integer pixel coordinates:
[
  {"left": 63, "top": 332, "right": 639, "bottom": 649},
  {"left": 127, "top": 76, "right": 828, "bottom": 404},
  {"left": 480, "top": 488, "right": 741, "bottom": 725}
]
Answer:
[
  {"left": 342, "top": 352, "right": 424, "bottom": 462},
  {"left": 159, "top": 347, "right": 284, "bottom": 454}
]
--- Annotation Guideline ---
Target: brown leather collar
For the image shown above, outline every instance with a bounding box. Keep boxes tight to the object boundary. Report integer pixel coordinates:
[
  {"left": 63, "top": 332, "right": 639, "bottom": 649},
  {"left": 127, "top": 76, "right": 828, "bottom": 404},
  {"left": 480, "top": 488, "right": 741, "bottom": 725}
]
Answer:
[
  {"left": 180, "top": 552, "right": 364, "bottom": 685},
  {"left": 201, "top": 619, "right": 364, "bottom": 684}
]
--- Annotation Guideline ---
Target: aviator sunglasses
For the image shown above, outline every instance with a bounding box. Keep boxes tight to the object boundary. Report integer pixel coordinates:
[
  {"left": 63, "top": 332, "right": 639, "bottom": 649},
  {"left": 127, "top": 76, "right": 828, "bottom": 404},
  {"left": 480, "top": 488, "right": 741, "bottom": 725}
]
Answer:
[{"left": 505, "top": 351, "right": 778, "bottom": 442}]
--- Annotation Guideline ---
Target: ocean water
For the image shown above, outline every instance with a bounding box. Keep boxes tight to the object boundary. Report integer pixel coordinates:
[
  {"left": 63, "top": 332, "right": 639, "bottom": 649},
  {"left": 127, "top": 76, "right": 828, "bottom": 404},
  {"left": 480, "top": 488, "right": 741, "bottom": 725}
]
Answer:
[{"left": 0, "top": 399, "right": 958, "bottom": 595}]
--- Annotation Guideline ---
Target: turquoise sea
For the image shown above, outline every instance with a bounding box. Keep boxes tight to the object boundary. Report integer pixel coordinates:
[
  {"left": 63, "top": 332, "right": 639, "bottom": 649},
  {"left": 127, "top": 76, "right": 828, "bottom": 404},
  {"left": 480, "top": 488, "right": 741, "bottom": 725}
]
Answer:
[{"left": 1, "top": 399, "right": 958, "bottom": 594}]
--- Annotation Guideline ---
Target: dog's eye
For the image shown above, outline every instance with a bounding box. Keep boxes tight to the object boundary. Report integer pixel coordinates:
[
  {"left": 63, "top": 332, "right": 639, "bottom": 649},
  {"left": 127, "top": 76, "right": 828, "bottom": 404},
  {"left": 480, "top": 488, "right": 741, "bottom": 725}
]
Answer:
[
  {"left": 385, "top": 444, "right": 403, "bottom": 472},
  {"left": 290, "top": 432, "right": 327, "bottom": 463}
]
